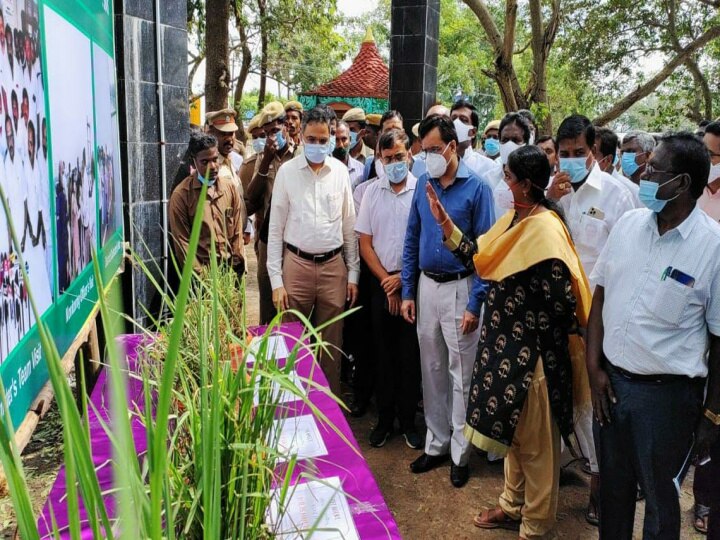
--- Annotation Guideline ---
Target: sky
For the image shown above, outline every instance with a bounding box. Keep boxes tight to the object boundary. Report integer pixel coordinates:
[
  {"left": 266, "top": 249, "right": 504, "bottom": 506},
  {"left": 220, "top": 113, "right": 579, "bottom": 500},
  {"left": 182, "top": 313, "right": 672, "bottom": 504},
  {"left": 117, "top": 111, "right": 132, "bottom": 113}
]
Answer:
[{"left": 337, "top": 0, "right": 378, "bottom": 17}]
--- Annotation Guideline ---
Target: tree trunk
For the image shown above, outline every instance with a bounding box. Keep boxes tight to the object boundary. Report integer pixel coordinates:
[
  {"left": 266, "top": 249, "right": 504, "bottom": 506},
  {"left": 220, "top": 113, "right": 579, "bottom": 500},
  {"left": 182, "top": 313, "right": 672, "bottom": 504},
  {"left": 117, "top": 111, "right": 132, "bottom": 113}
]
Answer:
[
  {"left": 593, "top": 24, "right": 720, "bottom": 126},
  {"left": 684, "top": 57, "right": 713, "bottom": 121},
  {"left": 231, "top": 0, "right": 252, "bottom": 112},
  {"left": 257, "top": 0, "right": 268, "bottom": 109},
  {"left": 204, "top": 0, "right": 230, "bottom": 111}
]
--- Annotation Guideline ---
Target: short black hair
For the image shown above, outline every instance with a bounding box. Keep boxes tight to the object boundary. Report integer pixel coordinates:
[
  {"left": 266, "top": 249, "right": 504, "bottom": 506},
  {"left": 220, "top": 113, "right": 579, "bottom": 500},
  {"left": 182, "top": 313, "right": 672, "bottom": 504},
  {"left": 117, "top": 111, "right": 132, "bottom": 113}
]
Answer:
[
  {"left": 380, "top": 110, "right": 403, "bottom": 127},
  {"left": 302, "top": 106, "right": 333, "bottom": 130},
  {"left": 594, "top": 126, "right": 619, "bottom": 160},
  {"left": 704, "top": 121, "right": 720, "bottom": 138},
  {"left": 188, "top": 131, "right": 217, "bottom": 157},
  {"left": 451, "top": 99, "right": 479, "bottom": 129},
  {"left": 499, "top": 112, "right": 531, "bottom": 143},
  {"left": 517, "top": 109, "right": 538, "bottom": 133},
  {"left": 535, "top": 135, "right": 556, "bottom": 151},
  {"left": 658, "top": 131, "right": 710, "bottom": 200},
  {"left": 316, "top": 103, "right": 336, "bottom": 122},
  {"left": 378, "top": 128, "right": 410, "bottom": 151},
  {"left": 418, "top": 114, "right": 458, "bottom": 145},
  {"left": 508, "top": 145, "right": 552, "bottom": 194},
  {"left": 698, "top": 120, "right": 711, "bottom": 128},
  {"left": 556, "top": 114, "right": 595, "bottom": 148}
]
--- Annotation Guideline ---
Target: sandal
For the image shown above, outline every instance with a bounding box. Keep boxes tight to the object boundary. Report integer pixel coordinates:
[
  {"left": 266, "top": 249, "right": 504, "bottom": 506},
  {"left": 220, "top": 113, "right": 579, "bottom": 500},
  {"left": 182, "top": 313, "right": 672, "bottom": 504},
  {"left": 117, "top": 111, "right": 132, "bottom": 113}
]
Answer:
[
  {"left": 694, "top": 504, "right": 710, "bottom": 535},
  {"left": 473, "top": 506, "right": 521, "bottom": 531},
  {"left": 586, "top": 473, "right": 600, "bottom": 527}
]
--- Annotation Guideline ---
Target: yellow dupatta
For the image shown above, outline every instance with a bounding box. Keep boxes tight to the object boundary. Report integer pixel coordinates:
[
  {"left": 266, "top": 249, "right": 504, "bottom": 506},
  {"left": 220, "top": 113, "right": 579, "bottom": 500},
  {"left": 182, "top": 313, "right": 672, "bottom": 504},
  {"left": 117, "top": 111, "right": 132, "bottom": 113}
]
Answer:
[{"left": 473, "top": 210, "right": 593, "bottom": 409}]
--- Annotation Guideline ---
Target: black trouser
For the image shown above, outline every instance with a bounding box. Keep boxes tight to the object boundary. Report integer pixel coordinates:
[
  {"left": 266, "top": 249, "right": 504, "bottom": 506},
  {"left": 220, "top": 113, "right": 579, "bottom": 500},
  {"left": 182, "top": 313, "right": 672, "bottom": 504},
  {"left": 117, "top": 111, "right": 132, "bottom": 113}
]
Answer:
[
  {"left": 343, "top": 260, "right": 374, "bottom": 400},
  {"left": 706, "top": 440, "right": 720, "bottom": 539},
  {"left": 595, "top": 365, "right": 705, "bottom": 540},
  {"left": 370, "top": 274, "right": 420, "bottom": 431}
]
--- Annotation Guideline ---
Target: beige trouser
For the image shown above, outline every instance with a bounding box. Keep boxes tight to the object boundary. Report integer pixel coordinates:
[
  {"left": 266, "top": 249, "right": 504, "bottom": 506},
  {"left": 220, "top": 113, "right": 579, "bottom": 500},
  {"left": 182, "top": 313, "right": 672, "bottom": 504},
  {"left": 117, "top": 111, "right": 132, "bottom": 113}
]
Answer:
[
  {"left": 282, "top": 249, "right": 347, "bottom": 396},
  {"left": 256, "top": 240, "right": 276, "bottom": 324},
  {"left": 499, "top": 359, "right": 561, "bottom": 539}
]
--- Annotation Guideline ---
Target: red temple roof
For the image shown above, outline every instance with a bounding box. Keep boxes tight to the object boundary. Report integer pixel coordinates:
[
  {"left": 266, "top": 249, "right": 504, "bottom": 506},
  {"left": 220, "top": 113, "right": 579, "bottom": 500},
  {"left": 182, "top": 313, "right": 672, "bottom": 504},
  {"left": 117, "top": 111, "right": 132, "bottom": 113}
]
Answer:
[{"left": 304, "top": 29, "right": 389, "bottom": 99}]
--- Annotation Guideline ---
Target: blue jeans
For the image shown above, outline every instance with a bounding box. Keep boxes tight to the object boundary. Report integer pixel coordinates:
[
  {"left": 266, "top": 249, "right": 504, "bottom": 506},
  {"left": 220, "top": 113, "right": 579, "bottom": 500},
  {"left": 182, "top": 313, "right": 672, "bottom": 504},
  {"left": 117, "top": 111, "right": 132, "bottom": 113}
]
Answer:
[{"left": 595, "top": 365, "right": 705, "bottom": 540}]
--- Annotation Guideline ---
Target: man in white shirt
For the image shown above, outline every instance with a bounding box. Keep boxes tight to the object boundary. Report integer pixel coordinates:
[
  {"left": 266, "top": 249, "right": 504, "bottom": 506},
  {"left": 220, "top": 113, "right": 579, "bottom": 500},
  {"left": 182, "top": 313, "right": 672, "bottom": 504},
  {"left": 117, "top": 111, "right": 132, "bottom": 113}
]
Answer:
[
  {"left": 593, "top": 126, "right": 641, "bottom": 207},
  {"left": 355, "top": 128, "right": 422, "bottom": 450},
  {"left": 450, "top": 99, "right": 500, "bottom": 181},
  {"left": 333, "top": 120, "right": 364, "bottom": 188},
  {"left": 268, "top": 106, "right": 360, "bottom": 396},
  {"left": 620, "top": 130, "right": 655, "bottom": 184},
  {"left": 490, "top": 112, "right": 532, "bottom": 216},
  {"left": 587, "top": 132, "right": 720, "bottom": 539},
  {"left": 546, "top": 114, "right": 635, "bottom": 524}
]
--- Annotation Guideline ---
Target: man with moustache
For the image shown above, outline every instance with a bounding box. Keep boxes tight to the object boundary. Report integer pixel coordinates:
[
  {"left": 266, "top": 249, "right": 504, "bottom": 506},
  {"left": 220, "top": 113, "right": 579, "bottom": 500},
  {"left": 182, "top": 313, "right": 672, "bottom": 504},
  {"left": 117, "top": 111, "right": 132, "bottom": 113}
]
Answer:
[{"left": 284, "top": 101, "right": 303, "bottom": 147}]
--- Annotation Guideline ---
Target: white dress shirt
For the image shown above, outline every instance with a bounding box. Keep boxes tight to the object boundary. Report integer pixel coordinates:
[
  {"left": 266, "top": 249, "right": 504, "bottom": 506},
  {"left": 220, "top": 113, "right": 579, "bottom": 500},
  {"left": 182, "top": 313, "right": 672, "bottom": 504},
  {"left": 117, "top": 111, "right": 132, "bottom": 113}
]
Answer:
[
  {"left": 347, "top": 156, "right": 365, "bottom": 189},
  {"left": 355, "top": 174, "right": 417, "bottom": 273},
  {"left": 611, "top": 168, "right": 641, "bottom": 208},
  {"left": 352, "top": 177, "right": 378, "bottom": 215},
  {"left": 558, "top": 163, "right": 635, "bottom": 282},
  {"left": 463, "top": 149, "right": 501, "bottom": 182},
  {"left": 267, "top": 154, "right": 360, "bottom": 289},
  {"left": 591, "top": 207, "right": 720, "bottom": 377}
]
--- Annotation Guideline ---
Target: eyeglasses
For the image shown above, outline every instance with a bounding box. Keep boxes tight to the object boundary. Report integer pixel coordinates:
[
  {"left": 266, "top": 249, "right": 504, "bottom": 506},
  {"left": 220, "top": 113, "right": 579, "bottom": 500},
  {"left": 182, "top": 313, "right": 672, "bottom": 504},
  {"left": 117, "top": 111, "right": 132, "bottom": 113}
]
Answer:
[
  {"left": 644, "top": 164, "right": 681, "bottom": 177},
  {"left": 420, "top": 143, "right": 449, "bottom": 155}
]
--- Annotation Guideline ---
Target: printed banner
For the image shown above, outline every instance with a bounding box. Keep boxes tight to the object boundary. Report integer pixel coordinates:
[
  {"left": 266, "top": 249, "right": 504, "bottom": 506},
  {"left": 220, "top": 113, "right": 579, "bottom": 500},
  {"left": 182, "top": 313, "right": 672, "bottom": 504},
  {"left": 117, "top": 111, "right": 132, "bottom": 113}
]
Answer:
[{"left": 0, "top": 0, "right": 123, "bottom": 427}]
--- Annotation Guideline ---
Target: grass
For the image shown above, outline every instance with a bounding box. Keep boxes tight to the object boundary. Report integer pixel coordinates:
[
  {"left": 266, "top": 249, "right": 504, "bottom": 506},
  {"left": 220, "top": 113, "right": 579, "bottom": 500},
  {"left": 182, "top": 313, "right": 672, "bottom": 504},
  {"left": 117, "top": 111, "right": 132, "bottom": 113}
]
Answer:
[{"left": 0, "top": 182, "right": 352, "bottom": 539}]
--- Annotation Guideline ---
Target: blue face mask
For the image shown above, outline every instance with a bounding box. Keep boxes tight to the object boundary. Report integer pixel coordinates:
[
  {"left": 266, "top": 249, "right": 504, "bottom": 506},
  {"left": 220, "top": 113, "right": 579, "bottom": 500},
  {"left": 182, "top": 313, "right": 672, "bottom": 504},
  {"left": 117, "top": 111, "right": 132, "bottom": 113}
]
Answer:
[
  {"left": 252, "top": 138, "right": 266, "bottom": 154},
  {"left": 304, "top": 142, "right": 328, "bottom": 164},
  {"left": 275, "top": 131, "right": 287, "bottom": 150},
  {"left": 639, "top": 176, "right": 682, "bottom": 213},
  {"left": 484, "top": 137, "right": 500, "bottom": 157},
  {"left": 194, "top": 160, "right": 216, "bottom": 187},
  {"left": 385, "top": 161, "right": 408, "bottom": 184},
  {"left": 559, "top": 157, "right": 590, "bottom": 184},
  {"left": 349, "top": 130, "right": 359, "bottom": 147},
  {"left": 622, "top": 152, "right": 640, "bottom": 177},
  {"left": 328, "top": 134, "right": 336, "bottom": 155}
]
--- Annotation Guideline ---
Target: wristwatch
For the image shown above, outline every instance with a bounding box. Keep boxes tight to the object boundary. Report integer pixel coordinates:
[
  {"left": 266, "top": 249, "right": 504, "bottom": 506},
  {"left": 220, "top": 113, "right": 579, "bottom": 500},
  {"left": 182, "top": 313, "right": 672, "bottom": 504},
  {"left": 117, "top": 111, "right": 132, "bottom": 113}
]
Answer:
[{"left": 704, "top": 408, "right": 720, "bottom": 426}]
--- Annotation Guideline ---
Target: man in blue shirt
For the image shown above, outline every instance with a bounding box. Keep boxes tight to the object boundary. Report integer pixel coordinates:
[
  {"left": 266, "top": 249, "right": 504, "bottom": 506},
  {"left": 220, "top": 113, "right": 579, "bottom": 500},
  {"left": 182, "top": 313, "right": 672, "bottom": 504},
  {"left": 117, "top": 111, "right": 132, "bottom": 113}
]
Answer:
[{"left": 401, "top": 114, "right": 496, "bottom": 487}]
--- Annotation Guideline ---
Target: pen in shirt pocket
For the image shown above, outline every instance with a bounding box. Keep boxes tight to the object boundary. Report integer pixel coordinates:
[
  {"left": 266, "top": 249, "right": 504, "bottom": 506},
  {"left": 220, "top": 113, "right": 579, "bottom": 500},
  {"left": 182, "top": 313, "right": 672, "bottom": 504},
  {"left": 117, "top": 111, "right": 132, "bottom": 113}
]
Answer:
[{"left": 661, "top": 266, "right": 696, "bottom": 288}]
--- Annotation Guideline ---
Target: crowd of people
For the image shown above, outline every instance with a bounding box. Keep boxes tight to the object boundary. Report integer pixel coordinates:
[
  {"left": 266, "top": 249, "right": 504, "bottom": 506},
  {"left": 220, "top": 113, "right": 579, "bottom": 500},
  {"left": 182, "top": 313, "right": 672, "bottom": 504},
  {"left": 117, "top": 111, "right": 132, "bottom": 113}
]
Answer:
[
  {"left": 170, "top": 99, "right": 720, "bottom": 540},
  {"left": 0, "top": 2, "right": 51, "bottom": 364}
]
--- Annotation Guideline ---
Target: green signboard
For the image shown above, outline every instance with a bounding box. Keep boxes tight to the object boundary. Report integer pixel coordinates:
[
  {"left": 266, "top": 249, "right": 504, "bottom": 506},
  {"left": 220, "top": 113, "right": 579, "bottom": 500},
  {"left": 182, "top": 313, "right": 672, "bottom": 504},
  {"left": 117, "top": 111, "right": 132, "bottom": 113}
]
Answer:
[{"left": 0, "top": 0, "right": 124, "bottom": 427}]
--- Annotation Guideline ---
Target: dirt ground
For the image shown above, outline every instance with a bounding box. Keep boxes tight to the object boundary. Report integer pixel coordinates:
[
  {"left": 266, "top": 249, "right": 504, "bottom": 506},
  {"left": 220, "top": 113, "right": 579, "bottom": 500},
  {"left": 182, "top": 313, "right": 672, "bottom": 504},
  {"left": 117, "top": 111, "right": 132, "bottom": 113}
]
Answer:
[{"left": 0, "top": 248, "right": 707, "bottom": 539}]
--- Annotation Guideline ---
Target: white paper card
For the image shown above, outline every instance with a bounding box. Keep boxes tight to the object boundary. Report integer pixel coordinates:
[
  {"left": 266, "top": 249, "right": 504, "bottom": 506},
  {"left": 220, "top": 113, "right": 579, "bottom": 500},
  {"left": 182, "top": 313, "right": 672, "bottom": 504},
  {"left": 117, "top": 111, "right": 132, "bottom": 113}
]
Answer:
[
  {"left": 246, "top": 335, "right": 290, "bottom": 363},
  {"left": 274, "top": 414, "right": 328, "bottom": 462},
  {"left": 254, "top": 370, "right": 306, "bottom": 406},
  {"left": 268, "top": 477, "right": 359, "bottom": 540}
]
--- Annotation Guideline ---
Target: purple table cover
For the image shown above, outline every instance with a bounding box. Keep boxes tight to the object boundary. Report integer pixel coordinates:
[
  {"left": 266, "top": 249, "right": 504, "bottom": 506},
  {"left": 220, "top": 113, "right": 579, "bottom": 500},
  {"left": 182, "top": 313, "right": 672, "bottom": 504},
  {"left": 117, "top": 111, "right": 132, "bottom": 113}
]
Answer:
[{"left": 37, "top": 325, "right": 401, "bottom": 539}]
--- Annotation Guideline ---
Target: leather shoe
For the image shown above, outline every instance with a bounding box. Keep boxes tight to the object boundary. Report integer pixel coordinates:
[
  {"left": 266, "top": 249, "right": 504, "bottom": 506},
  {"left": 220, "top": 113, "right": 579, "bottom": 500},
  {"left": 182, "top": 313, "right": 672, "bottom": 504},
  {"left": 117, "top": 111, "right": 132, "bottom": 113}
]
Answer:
[
  {"left": 450, "top": 463, "right": 469, "bottom": 487},
  {"left": 410, "top": 453, "right": 449, "bottom": 474}
]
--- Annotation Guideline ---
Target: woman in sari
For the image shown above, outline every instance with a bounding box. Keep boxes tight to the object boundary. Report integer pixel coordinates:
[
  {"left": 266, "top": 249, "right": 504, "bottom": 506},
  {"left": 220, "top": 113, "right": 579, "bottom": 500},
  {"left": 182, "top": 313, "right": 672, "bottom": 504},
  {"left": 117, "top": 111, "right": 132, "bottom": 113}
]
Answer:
[{"left": 426, "top": 145, "right": 592, "bottom": 540}]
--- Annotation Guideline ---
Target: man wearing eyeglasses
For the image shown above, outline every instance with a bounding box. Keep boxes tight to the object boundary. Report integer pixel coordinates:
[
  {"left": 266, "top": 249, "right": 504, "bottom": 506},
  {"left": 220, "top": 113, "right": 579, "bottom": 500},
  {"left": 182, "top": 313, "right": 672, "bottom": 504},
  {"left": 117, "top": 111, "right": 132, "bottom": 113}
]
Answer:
[
  {"left": 620, "top": 131, "right": 656, "bottom": 184},
  {"left": 355, "top": 128, "right": 422, "bottom": 450},
  {"left": 401, "top": 114, "right": 495, "bottom": 488},
  {"left": 588, "top": 132, "right": 720, "bottom": 539},
  {"left": 698, "top": 121, "right": 720, "bottom": 222}
]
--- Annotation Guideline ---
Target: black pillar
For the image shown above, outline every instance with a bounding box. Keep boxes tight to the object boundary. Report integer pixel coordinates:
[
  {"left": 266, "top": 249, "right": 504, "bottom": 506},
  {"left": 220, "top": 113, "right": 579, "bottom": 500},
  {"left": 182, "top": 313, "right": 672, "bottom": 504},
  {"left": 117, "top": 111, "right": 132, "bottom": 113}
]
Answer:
[
  {"left": 115, "top": 0, "right": 190, "bottom": 326},
  {"left": 389, "top": 0, "right": 440, "bottom": 132}
]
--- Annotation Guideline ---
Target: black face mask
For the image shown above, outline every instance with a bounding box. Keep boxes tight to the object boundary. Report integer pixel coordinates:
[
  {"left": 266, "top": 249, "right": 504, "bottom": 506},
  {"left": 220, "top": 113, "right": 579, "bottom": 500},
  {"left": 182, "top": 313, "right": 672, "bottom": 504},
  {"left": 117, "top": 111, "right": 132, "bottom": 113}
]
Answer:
[{"left": 333, "top": 146, "right": 349, "bottom": 161}]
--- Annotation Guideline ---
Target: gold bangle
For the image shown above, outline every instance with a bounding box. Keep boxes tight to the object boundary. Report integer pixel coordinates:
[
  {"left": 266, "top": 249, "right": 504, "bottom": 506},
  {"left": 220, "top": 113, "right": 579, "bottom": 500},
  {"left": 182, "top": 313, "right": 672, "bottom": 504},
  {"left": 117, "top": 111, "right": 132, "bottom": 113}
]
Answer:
[{"left": 704, "top": 408, "right": 720, "bottom": 426}]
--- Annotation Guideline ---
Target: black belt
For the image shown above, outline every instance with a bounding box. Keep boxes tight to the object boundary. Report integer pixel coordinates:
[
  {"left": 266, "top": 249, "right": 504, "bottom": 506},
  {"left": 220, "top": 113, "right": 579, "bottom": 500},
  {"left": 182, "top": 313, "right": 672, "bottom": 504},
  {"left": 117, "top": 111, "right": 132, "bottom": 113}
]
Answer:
[
  {"left": 607, "top": 362, "right": 700, "bottom": 385},
  {"left": 423, "top": 269, "right": 473, "bottom": 283},
  {"left": 286, "top": 243, "right": 342, "bottom": 264}
]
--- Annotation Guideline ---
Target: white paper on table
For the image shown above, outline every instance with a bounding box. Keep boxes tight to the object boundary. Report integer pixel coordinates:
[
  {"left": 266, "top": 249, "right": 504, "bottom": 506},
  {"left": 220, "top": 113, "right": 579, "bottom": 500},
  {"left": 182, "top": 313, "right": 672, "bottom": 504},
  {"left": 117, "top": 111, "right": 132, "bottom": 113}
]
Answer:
[
  {"left": 267, "top": 477, "right": 359, "bottom": 540},
  {"left": 246, "top": 334, "right": 290, "bottom": 363},
  {"left": 273, "top": 414, "right": 328, "bottom": 462},
  {"left": 254, "top": 370, "right": 306, "bottom": 406}
]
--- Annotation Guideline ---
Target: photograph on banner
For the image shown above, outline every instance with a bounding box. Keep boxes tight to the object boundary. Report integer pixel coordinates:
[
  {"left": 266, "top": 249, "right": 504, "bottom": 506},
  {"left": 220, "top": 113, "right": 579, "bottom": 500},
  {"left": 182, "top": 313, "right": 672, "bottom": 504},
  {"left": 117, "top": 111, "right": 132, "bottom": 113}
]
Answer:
[
  {"left": 0, "top": 0, "right": 52, "bottom": 364},
  {"left": 44, "top": 5, "right": 96, "bottom": 294},
  {"left": 92, "top": 42, "right": 122, "bottom": 246}
]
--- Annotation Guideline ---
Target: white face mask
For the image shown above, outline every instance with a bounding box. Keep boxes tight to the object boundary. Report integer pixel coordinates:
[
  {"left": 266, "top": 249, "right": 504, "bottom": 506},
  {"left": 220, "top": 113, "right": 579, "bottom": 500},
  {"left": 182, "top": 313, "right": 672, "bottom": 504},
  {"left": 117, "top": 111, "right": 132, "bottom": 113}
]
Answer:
[
  {"left": 495, "top": 184, "right": 515, "bottom": 211},
  {"left": 426, "top": 147, "right": 449, "bottom": 178},
  {"left": 710, "top": 162, "right": 720, "bottom": 183},
  {"left": 453, "top": 118, "right": 473, "bottom": 144},
  {"left": 499, "top": 141, "right": 522, "bottom": 165},
  {"left": 375, "top": 159, "right": 386, "bottom": 180}
]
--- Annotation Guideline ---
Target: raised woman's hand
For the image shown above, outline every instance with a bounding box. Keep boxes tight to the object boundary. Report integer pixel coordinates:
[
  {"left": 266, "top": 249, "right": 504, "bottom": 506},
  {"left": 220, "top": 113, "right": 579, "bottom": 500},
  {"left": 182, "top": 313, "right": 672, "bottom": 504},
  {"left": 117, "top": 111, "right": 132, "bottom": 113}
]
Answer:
[{"left": 425, "top": 182, "right": 449, "bottom": 225}]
